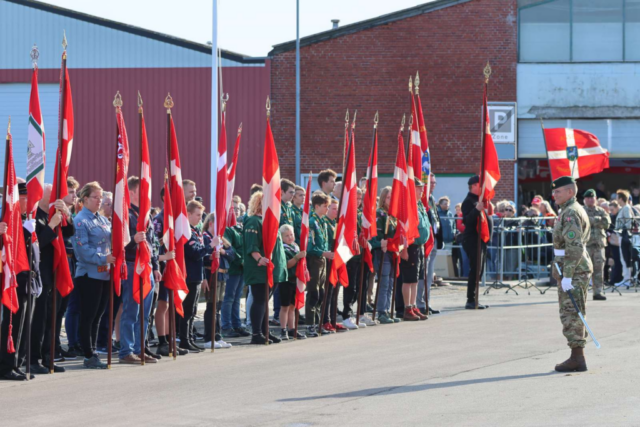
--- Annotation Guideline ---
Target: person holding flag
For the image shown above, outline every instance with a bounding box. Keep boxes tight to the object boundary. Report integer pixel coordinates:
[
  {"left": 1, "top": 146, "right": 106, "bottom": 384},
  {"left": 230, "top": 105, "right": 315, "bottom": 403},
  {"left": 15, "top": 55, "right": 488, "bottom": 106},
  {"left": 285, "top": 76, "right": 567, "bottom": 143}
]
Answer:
[{"left": 280, "top": 224, "right": 307, "bottom": 340}]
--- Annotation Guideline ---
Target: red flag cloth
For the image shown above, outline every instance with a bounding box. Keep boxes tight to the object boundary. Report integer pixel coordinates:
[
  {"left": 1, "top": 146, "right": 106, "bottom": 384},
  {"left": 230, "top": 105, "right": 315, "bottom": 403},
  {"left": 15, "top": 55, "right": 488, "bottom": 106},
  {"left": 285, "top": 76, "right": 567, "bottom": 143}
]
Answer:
[
  {"left": 262, "top": 118, "right": 281, "bottom": 288},
  {"left": 388, "top": 123, "right": 410, "bottom": 251},
  {"left": 169, "top": 115, "right": 191, "bottom": 278},
  {"left": 112, "top": 107, "right": 131, "bottom": 297},
  {"left": 360, "top": 126, "right": 378, "bottom": 273},
  {"left": 226, "top": 124, "right": 242, "bottom": 227},
  {"left": 295, "top": 176, "right": 312, "bottom": 310},
  {"left": 161, "top": 177, "right": 188, "bottom": 317},
  {"left": 215, "top": 111, "right": 228, "bottom": 240},
  {"left": 330, "top": 127, "right": 358, "bottom": 287},
  {"left": 133, "top": 112, "right": 152, "bottom": 304},
  {"left": 1, "top": 133, "right": 29, "bottom": 313},
  {"left": 26, "top": 66, "right": 45, "bottom": 218},
  {"left": 544, "top": 128, "right": 609, "bottom": 181},
  {"left": 406, "top": 103, "right": 421, "bottom": 243},
  {"left": 414, "top": 91, "right": 431, "bottom": 206},
  {"left": 47, "top": 55, "right": 74, "bottom": 297},
  {"left": 481, "top": 86, "right": 501, "bottom": 203}
]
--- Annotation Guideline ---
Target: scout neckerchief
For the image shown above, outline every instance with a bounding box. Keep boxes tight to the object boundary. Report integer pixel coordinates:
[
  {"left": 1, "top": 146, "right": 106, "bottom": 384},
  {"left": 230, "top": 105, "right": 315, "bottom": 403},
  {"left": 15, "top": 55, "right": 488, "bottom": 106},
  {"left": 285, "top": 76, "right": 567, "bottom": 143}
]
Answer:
[
  {"left": 281, "top": 203, "right": 292, "bottom": 224},
  {"left": 311, "top": 211, "right": 327, "bottom": 242}
]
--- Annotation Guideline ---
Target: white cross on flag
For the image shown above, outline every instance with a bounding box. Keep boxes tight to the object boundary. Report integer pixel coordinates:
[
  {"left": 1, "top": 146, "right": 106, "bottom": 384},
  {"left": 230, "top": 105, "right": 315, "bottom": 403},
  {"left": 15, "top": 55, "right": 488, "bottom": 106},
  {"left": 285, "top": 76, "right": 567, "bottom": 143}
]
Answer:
[
  {"left": 262, "top": 115, "right": 281, "bottom": 288},
  {"left": 544, "top": 128, "right": 609, "bottom": 181}
]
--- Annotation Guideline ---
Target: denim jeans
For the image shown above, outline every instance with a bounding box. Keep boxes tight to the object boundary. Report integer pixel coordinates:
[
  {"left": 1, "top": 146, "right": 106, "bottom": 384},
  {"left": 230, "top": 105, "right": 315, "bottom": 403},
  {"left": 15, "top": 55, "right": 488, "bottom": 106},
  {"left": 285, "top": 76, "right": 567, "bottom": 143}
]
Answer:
[
  {"left": 221, "top": 274, "right": 244, "bottom": 330},
  {"left": 118, "top": 262, "right": 155, "bottom": 359},
  {"left": 64, "top": 288, "right": 81, "bottom": 347},
  {"left": 374, "top": 251, "right": 393, "bottom": 314},
  {"left": 417, "top": 248, "right": 438, "bottom": 309},
  {"left": 245, "top": 286, "right": 253, "bottom": 328}
]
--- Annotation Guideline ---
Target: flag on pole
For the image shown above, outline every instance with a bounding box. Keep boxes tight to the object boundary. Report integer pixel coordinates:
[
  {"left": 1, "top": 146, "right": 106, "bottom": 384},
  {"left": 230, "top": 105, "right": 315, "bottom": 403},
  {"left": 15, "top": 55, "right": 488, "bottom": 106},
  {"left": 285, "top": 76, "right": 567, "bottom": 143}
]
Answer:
[
  {"left": 26, "top": 65, "right": 45, "bottom": 218},
  {"left": 388, "top": 119, "right": 411, "bottom": 250},
  {"left": 1, "top": 130, "right": 29, "bottom": 314},
  {"left": 161, "top": 174, "right": 188, "bottom": 316},
  {"left": 48, "top": 52, "right": 74, "bottom": 297},
  {"left": 295, "top": 175, "right": 312, "bottom": 310},
  {"left": 360, "top": 121, "right": 378, "bottom": 273},
  {"left": 478, "top": 81, "right": 501, "bottom": 243},
  {"left": 133, "top": 107, "right": 152, "bottom": 304},
  {"left": 544, "top": 128, "right": 609, "bottom": 181},
  {"left": 406, "top": 106, "right": 420, "bottom": 243},
  {"left": 169, "top": 115, "right": 191, "bottom": 277},
  {"left": 414, "top": 74, "right": 431, "bottom": 203},
  {"left": 226, "top": 123, "right": 242, "bottom": 227},
  {"left": 215, "top": 107, "right": 228, "bottom": 240},
  {"left": 112, "top": 103, "right": 131, "bottom": 296},
  {"left": 262, "top": 104, "right": 281, "bottom": 288},
  {"left": 330, "top": 123, "right": 358, "bottom": 287}
]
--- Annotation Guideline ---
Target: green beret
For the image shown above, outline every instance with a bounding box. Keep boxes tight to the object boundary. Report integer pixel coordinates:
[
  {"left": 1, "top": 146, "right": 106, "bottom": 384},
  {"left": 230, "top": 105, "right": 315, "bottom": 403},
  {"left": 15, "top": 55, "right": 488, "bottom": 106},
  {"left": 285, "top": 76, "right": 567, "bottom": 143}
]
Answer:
[
  {"left": 583, "top": 189, "right": 596, "bottom": 198},
  {"left": 552, "top": 176, "right": 575, "bottom": 189},
  {"left": 414, "top": 177, "right": 425, "bottom": 187}
]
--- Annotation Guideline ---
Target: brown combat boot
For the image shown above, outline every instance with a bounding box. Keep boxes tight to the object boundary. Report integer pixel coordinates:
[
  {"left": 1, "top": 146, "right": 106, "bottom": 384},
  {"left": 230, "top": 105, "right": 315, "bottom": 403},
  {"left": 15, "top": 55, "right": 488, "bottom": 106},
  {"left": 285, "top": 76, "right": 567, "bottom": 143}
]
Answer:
[
  {"left": 555, "top": 347, "right": 587, "bottom": 372},
  {"left": 403, "top": 307, "right": 420, "bottom": 321}
]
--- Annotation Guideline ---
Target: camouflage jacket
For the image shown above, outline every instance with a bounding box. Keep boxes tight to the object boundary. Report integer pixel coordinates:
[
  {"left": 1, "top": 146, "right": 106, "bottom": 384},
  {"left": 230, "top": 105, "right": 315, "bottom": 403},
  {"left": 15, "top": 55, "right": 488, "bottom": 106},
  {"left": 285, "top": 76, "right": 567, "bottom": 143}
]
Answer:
[
  {"left": 583, "top": 204, "right": 611, "bottom": 248},
  {"left": 553, "top": 197, "right": 593, "bottom": 278}
]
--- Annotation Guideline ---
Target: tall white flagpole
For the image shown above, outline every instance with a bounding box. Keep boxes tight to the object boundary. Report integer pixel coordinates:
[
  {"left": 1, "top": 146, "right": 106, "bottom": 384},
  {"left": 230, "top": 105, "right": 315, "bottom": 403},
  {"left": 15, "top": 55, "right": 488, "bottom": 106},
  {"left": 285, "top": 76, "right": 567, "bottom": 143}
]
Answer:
[{"left": 210, "top": 0, "right": 219, "bottom": 212}]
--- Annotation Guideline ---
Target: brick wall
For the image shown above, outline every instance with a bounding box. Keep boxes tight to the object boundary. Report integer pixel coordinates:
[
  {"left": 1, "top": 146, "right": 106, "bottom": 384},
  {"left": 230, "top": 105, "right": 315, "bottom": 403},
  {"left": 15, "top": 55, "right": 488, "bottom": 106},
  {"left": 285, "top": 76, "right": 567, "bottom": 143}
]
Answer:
[{"left": 270, "top": 0, "right": 518, "bottom": 199}]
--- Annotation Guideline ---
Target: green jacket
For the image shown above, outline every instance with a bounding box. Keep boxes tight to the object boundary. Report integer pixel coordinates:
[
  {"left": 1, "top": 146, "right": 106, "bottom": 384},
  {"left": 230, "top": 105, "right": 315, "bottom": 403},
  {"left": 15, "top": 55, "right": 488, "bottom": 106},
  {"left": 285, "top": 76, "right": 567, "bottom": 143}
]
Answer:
[
  {"left": 369, "top": 209, "right": 397, "bottom": 250},
  {"left": 224, "top": 225, "right": 243, "bottom": 276},
  {"left": 242, "top": 215, "right": 287, "bottom": 286},
  {"left": 283, "top": 242, "right": 300, "bottom": 285},
  {"left": 280, "top": 202, "right": 295, "bottom": 228},
  {"left": 414, "top": 201, "right": 432, "bottom": 246},
  {"left": 552, "top": 197, "right": 593, "bottom": 279},
  {"left": 292, "top": 204, "right": 303, "bottom": 245},
  {"left": 584, "top": 204, "right": 611, "bottom": 248},
  {"left": 308, "top": 212, "right": 328, "bottom": 257},
  {"left": 325, "top": 216, "right": 337, "bottom": 250}
]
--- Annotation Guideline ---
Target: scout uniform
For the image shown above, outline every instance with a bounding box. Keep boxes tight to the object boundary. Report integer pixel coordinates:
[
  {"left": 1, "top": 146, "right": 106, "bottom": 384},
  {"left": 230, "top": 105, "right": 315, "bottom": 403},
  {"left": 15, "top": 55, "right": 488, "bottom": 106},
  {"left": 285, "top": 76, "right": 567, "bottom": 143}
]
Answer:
[
  {"left": 280, "top": 202, "right": 294, "bottom": 228},
  {"left": 583, "top": 189, "right": 611, "bottom": 299},
  {"left": 292, "top": 204, "right": 303, "bottom": 245},
  {"left": 369, "top": 208, "right": 398, "bottom": 322},
  {"left": 551, "top": 177, "right": 593, "bottom": 353},
  {"left": 305, "top": 211, "right": 328, "bottom": 328},
  {"left": 242, "top": 215, "right": 287, "bottom": 286},
  {"left": 322, "top": 216, "right": 338, "bottom": 327}
]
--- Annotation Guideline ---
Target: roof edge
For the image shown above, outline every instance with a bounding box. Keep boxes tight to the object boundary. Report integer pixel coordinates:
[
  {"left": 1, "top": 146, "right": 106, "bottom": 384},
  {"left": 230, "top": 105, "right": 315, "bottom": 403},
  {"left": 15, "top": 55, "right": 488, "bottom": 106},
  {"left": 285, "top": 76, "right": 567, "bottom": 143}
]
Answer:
[{"left": 269, "top": 0, "right": 474, "bottom": 56}]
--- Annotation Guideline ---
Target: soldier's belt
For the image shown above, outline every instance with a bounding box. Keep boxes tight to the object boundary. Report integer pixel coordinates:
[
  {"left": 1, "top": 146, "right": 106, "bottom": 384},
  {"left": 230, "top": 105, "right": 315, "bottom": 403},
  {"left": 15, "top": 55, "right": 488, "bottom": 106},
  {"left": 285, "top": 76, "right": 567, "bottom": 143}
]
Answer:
[{"left": 554, "top": 249, "right": 565, "bottom": 256}]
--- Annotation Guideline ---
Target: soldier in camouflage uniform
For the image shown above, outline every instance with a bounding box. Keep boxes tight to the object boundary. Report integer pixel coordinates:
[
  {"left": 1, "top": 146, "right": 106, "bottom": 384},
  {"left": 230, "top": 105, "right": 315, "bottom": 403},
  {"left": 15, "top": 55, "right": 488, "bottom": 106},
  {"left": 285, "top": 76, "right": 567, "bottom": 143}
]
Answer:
[
  {"left": 583, "top": 189, "right": 611, "bottom": 301},
  {"left": 551, "top": 176, "right": 593, "bottom": 372}
]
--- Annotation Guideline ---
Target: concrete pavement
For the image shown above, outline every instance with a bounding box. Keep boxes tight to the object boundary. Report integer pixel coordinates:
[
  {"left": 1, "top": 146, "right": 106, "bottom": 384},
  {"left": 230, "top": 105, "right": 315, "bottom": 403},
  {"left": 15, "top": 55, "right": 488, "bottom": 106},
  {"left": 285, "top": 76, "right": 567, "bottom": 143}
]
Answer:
[{"left": 1, "top": 284, "right": 638, "bottom": 427}]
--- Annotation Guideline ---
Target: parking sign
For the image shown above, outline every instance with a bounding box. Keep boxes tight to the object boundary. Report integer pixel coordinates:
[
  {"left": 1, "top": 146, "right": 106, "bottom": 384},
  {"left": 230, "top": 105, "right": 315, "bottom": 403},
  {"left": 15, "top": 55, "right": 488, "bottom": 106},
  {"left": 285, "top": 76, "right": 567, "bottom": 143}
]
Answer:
[{"left": 487, "top": 102, "right": 516, "bottom": 144}]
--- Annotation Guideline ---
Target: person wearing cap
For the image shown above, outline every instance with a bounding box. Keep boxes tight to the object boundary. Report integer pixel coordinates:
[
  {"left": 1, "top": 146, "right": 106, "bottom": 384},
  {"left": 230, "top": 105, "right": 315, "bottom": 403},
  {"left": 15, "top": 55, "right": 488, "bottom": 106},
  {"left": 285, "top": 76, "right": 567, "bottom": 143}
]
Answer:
[
  {"left": 550, "top": 176, "right": 593, "bottom": 372},
  {"left": 582, "top": 189, "right": 610, "bottom": 301},
  {"left": 460, "top": 175, "right": 492, "bottom": 310}
]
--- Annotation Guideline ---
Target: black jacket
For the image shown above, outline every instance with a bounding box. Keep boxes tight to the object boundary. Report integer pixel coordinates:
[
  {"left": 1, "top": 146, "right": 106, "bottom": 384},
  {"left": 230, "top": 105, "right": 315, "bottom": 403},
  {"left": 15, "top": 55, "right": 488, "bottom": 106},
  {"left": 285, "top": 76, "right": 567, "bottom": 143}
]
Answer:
[
  {"left": 125, "top": 204, "right": 159, "bottom": 271},
  {"left": 427, "top": 195, "right": 445, "bottom": 250},
  {"left": 184, "top": 225, "right": 214, "bottom": 283},
  {"left": 461, "top": 192, "right": 493, "bottom": 242},
  {"left": 35, "top": 207, "right": 75, "bottom": 287},
  {"left": 17, "top": 214, "right": 43, "bottom": 296}
]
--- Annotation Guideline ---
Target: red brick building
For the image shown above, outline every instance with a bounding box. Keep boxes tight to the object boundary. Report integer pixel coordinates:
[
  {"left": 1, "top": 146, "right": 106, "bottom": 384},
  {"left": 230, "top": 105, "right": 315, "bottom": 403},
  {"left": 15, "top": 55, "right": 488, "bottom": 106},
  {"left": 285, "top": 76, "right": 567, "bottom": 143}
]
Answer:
[{"left": 269, "top": 0, "right": 517, "bottom": 204}]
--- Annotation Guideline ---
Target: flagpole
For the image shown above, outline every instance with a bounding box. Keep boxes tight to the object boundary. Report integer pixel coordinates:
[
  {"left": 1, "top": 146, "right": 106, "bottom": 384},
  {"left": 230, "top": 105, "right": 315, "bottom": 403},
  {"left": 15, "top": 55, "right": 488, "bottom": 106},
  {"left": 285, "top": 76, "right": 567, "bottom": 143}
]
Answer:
[
  {"left": 165, "top": 96, "right": 178, "bottom": 360},
  {"left": 137, "top": 93, "right": 146, "bottom": 366},
  {"left": 475, "top": 63, "right": 491, "bottom": 310}
]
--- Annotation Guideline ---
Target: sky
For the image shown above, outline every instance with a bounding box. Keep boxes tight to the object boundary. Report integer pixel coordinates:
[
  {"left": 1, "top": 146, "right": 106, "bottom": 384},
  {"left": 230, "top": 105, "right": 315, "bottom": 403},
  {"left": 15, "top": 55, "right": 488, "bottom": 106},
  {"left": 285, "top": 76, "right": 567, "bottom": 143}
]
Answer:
[{"left": 44, "top": 0, "right": 437, "bottom": 57}]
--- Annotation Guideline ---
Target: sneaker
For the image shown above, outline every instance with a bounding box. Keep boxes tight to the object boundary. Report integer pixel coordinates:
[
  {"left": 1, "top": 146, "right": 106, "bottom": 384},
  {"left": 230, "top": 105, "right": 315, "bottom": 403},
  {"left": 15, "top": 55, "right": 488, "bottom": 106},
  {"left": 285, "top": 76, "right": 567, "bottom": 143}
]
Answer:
[
  {"left": 403, "top": 307, "right": 420, "bottom": 321},
  {"left": 359, "top": 315, "right": 376, "bottom": 326},
  {"left": 41, "top": 361, "right": 65, "bottom": 373},
  {"left": 378, "top": 313, "right": 394, "bottom": 324},
  {"left": 268, "top": 333, "right": 282, "bottom": 344},
  {"left": 53, "top": 353, "right": 65, "bottom": 362},
  {"left": 342, "top": 317, "right": 359, "bottom": 330},
  {"left": 84, "top": 355, "right": 108, "bottom": 369},
  {"left": 334, "top": 323, "right": 348, "bottom": 332},
  {"left": 60, "top": 347, "right": 78, "bottom": 360},
  {"left": 119, "top": 354, "right": 142, "bottom": 364},
  {"left": 250, "top": 334, "right": 268, "bottom": 345},
  {"left": 95, "top": 347, "right": 108, "bottom": 355},
  {"left": 176, "top": 347, "right": 189, "bottom": 356},
  {"left": 145, "top": 347, "right": 162, "bottom": 360},
  {"left": 280, "top": 329, "right": 290, "bottom": 341},
  {"left": 221, "top": 328, "right": 241, "bottom": 338},
  {"left": 29, "top": 363, "right": 49, "bottom": 374},
  {"left": 322, "top": 322, "right": 336, "bottom": 333},
  {"left": 234, "top": 327, "right": 251, "bottom": 337},
  {"left": 306, "top": 326, "right": 319, "bottom": 338},
  {"left": 189, "top": 340, "right": 204, "bottom": 351},
  {"left": 179, "top": 341, "right": 202, "bottom": 353},
  {"left": 412, "top": 307, "right": 428, "bottom": 320},
  {"left": 202, "top": 341, "right": 219, "bottom": 349},
  {"left": 156, "top": 343, "right": 170, "bottom": 357},
  {"left": 216, "top": 340, "right": 232, "bottom": 348}
]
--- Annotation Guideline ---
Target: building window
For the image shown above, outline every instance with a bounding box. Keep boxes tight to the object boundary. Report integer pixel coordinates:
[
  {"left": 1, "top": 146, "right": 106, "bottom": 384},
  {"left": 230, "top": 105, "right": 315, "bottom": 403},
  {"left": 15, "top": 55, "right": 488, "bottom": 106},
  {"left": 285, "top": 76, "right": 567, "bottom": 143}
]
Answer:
[{"left": 519, "top": 0, "right": 638, "bottom": 62}]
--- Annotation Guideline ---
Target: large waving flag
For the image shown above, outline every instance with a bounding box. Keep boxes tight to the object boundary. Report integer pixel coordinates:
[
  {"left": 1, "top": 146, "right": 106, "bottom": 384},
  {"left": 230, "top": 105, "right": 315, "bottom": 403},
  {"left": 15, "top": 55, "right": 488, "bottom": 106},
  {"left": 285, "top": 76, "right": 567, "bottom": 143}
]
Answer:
[
  {"left": 544, "top": 128, "right": 609, "bottom": 181},
  {"left": 26, "top": 65, "right": 45, "bottom": 219},
  {"left": 406, "top": 106, "right": 420, "bottom": 243},
  {"left": 330, "top": 122, "right": 358, "bottom": 287},
  {"left": 414, "top": 72, "right": 431, "bottom": 203},
  {"left": 262, "top": 104, "right": 281, "bottom": 288},
  {"left": 215, "top": 107, "right": 228, "bottom": 241},
  {"left": 112, "top": 100, "right": 131, "bottom": 296},
  {"left": 2, "top": 128, "right": 30, "bottom": 314},
  {"left": 48, "top": 52, "right": 74, "bottom": 297},
  {"left": 360, "top": 120, "right": 378, "bottom": 273},
  {"left": 295, "top": 175, "right": 312, "bottom": 310},
  {"left": 133, "top": 104, "right": 152, "bottom": 303},
  {"left": 388, "top": 119, "right": 411, "bottom": 251},
  {"left": 161, "top": 173, "right": 188, "bottom": 316},
  {"left": 226, "top": 123, "right": 242, "bottom": 227},
  {"left": 169, "top": 114, "right": 191, "bottom": 276}
]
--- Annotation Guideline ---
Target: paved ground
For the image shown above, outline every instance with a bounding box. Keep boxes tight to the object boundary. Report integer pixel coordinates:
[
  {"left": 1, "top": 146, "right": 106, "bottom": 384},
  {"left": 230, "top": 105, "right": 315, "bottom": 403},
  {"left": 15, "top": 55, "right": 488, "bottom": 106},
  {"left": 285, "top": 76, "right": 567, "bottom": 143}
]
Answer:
[{"left": 1, "top": 283, "right": 638, "bottom": 427}]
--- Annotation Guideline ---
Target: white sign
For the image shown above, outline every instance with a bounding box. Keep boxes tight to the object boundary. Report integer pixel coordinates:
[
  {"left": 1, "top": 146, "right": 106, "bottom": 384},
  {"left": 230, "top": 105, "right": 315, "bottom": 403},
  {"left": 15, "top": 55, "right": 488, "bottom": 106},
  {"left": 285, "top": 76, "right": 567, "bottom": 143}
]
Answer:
[{"left": 488, "top": 102, "right": 516, "bottom": 144}]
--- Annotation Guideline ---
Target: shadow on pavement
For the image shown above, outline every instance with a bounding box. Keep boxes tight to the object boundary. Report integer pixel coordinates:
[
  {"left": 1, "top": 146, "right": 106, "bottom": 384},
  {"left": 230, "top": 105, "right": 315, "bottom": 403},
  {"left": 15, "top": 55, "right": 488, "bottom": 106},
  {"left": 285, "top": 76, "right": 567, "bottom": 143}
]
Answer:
[{"left": 278, "top": 372, "right": 556, "bottom": 402}]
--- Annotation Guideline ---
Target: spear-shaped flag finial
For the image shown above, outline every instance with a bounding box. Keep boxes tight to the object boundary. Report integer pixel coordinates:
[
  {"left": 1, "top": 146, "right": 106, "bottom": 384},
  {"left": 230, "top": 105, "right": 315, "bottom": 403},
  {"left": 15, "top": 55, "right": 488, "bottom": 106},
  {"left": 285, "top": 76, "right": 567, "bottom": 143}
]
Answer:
[
  {"left": 484, "top": 61, "right": 492, "bottom": 84},
  {"left": 415, "top": 71, "right": 420, "bottom": 95},
  {"left": 113, "top": 91, "right": 123, "bottom": 109},
  {"left": 164, "top": 93, "right": 174, "bottom": 113}
]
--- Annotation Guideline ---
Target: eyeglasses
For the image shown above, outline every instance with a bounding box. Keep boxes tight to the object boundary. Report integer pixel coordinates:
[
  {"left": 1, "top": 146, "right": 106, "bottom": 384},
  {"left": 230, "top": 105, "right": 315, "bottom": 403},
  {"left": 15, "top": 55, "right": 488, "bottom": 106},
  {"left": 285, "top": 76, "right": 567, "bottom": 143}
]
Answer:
[
  {"left": 89, "top": 196, "right": 102, "bottom": 201},
  {"left": 505, "top": 209, "right": 514, "bottom": 213}
]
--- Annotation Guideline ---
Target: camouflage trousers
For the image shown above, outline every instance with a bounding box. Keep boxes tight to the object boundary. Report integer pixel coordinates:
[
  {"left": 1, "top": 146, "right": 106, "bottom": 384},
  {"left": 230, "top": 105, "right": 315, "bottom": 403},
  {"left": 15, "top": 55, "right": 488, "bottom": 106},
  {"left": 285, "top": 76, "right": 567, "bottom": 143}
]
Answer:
[
  {"left": 587, "top": 245, "right": 606, "bottom": 295},
  {"left": 557, "top": 271, "right": 590, "bottom": 349}
]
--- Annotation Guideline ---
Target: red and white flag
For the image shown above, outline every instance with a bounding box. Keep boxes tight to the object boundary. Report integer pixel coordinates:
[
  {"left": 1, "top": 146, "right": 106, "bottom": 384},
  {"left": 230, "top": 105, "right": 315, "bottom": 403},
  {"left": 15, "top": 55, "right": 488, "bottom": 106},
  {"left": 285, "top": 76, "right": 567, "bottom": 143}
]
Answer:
[
  {"left": 226, "top": 124, "right": 242, "bottom": 227},
  {"left": 360, "top": 124, "right": 378, "bottom": 273},
  {"left": 26, "top": 65, "right": 45, "bottom": 218},
  {"left": 406, "top": 102, "right": 421, "bottom": 243},
  {"left": 133, "top": 109, "right": 152, "bottom": 304},
  {"left": 48, "top": 54, "right": 74, "bottom": 297},
  {"left": 330, "top": 125, "right": 358, "bottom": 287},
  {"left": 262, "top": 115, "right": 281, "bottom": 288},
  {"left": 169, "top": 115, "right": 191, "bottom": 277},
  {"left": 544, "top": 128, "right": 609, "bottom": 181},
  {"left": 1, "top": 131, "right": 30, "bottom": 314},
  {"left": 388, "top": 121, "right": 411, "bottom": 250},
  {"left": 478, "top": 84, "right": 501, "bottom": 243},
  {"left": 215, "top": 110, "right": 228, "bottom": 240},
  {"left": 414, "top": 83, "right": 435, "bottom": 257},
  {"left": 295, "top": 175, "right": 312, "bottom": 310},
  {"left": 112, "top": 105, "right": 131, "bottom": 296},
  {"left": 161, "top": 175, "right": 188, "bottom": 316}
]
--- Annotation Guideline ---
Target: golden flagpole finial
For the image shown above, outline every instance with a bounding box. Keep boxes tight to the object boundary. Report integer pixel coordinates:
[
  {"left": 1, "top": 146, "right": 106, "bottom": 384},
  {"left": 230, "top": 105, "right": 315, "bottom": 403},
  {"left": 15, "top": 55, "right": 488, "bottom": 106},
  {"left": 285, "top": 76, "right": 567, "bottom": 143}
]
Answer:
[
  {"left": 30, "top": 44, "right": 39, "bottom": 69},
  {"left": 238, "top": 122, "right": 243, "bottom": 135},
  {"left": 409, "top": 76, "right": 413, "bottom": 94},
  {"left": 137, "top": 91, "right": 143, "bottom": 112},
  {"left": 266, "top": 96, "right": 271, "bottom": 119},
  {"left": 415, "top": 71, "right": 420, "bottom": 95},
  {"left": 352, "top": 110, "right": 357, "bottom": 129},
  {"left": 345, "top": 109, "right": 349, "bottom": 128},
  {"left": 164, "top": 93, "right": 174, "bottom": 113},
  {"left": 113, "top": 91, "right": 123, "bottom": 109},
  {"left": 221, "top": 93, "right": 229, "bottom": 113},
  {"left": 484, "top": 61, "right": 492, "bottom": 84},
  {"left": 374, "top": 111, "right": 379, "bottom": 129},
  {"left": 401, "top": 114, "right": 406, "bottom": 131},
  {"left": 408, "top": 113, "right": 414, "bottom": 128}
]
